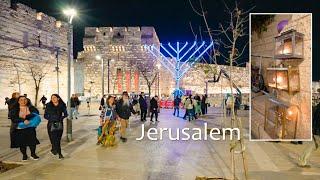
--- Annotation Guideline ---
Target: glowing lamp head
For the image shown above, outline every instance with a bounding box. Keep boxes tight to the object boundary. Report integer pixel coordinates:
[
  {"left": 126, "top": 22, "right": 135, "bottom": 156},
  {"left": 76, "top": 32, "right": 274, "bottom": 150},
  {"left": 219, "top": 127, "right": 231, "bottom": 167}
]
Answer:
[
  {"left": 63, "top": 8, "right": 77, "bottom": 16},
  {"left": 95, "top": 55, "right": 102, "bottom": 60},
  {"left": 156, "top": 63, "right": 161, "bottom": 69},
  {"left": 63, "top": 8, "right": 77, "bottom": 23}
]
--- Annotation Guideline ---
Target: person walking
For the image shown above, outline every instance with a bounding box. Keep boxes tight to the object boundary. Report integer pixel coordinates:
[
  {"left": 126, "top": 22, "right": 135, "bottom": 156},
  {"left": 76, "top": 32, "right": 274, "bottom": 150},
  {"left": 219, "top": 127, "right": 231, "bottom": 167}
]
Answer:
[
  {"left": 173, "top": 96, "right": 181, "bottom": 117},
  {"left": 5, "top": 97, "right": 10, "bottom": 118},
  {"left": 75, "top": 94, "right": 80, "bottom": 117},
  {"left": 139, "top": 92, "right": 147, "bottom": 122},
  {"left": 195, "top": 96, "right": 202, "bottom": 117},
  {"left": 99, "top": 94, "right": 106, "bottom": 111},
  {"left": 204, "top": 94, "right": 209, "bottom": 114},
  {"left": 225, "top": 94, "right": 233, "bottom": 116},
  {"left": 24, "top": 94, "right": 32, "bottom": 105},
  {"left": 5, "top": 97, "right": 10, "bottom": 106},
  {"left": 150, "top": 96, "right": 159, "bottom": 122},
  {"left": 298, "top": 102, "right": 320, "bottom": 167},
  {"left": 132, "top": 96, "right": 140, "bottom": 119},
  {"left": 234, "top": 95, "right": 241, "bottom": 116},
  {"left": 10, "top": 95, "right": 40, "bottom": 161},
  {"left": 8, "top": 92, "right": 20, "bottom": 119},
  {"left": 97, "top": 96, "right": 117, "bottom": 146},
  {"left": 183, "top": 95, "right": 195, "bottom": 121},
  {"left": 44, "top": 94, "right": 68, "bottom": 159},
  {"left": 201, "top": 95, "right": 206, "bottom": 115},
  {"left": 115, "top": 91, "right": 135, "bottom": 142},
  {"left": 40, "top": 95, "right": 47, "bottom": 110},
  {"left": 70, "top": 94, "right": 80, "bottom": 120}
]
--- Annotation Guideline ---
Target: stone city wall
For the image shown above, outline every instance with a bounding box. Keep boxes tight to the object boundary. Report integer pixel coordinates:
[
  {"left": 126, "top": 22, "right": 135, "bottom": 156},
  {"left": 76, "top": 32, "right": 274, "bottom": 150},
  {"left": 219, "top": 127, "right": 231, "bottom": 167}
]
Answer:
[{"left": 0, "top": 0, "right": 73, "bottom": 109}]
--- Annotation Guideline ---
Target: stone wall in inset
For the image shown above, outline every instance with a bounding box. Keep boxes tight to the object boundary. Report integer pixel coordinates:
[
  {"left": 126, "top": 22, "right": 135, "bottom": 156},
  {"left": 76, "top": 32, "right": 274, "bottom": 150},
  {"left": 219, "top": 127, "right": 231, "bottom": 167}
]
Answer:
[{"left": 251, "top": 14, "right": 312, "bottom": 139}]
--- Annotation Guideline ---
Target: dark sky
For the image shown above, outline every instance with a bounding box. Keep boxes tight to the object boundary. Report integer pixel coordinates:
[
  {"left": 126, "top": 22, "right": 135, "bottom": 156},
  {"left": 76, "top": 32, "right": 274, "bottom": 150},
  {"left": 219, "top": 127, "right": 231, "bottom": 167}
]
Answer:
[{"left": 12, "top": 0, "right": 320, "bottom": 80}]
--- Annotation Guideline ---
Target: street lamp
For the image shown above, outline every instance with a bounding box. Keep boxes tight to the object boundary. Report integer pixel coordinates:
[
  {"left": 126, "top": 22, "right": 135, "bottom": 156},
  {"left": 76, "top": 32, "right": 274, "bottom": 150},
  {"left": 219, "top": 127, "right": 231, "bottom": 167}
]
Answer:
[
  {"left": 95, "top": 55, "right": 104, "bottom": 97},
  {"left": 63, "top": 8, "right": 77, "bottom": 24},
  {"left": 156, "top": 63, "right": 161, "bottom": 96},
  {"left": 63, "top": 7, "right": 77, "bottom": 142}
]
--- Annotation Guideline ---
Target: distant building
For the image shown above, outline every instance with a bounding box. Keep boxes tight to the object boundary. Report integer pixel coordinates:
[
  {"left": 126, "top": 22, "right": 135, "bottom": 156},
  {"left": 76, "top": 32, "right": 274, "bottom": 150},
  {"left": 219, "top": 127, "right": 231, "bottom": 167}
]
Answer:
[{"left": 75, "top": 26, "right": 249, "bottom": 98}]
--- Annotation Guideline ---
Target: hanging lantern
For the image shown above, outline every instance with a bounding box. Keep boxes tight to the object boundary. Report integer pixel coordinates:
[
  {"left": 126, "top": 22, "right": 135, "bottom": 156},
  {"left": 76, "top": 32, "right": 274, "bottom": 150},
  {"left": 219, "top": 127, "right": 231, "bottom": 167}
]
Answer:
[
  {"left": 266, "top": 67, "right": 300, "bottom": 94},
  {"left": 274, "top": 29, "right": 304, "bottom": 59}
]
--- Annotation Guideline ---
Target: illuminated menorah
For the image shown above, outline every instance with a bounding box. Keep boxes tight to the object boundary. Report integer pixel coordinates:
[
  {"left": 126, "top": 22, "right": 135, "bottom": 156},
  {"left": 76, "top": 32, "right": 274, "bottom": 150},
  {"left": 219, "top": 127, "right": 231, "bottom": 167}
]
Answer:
[{"left": 145, "top": 41, "right": 213, "bottom": 96}]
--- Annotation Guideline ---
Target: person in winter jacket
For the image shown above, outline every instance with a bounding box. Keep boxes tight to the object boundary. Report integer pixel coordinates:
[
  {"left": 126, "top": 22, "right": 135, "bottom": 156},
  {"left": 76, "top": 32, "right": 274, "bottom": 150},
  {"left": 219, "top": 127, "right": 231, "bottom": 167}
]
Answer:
[
  {"left": 173, "top": 96, "right": 181, "bottom": 117},
  {"left": 183, "top": 95, "right": 196, "bottom": 121},
  {"left": 139, "top": 92, "right": 148, "bottom": 122},
  {"left": 97, "top": 95, "right": 117, "bottom": 146},
  {"left": 150, "top": 96, "right": 159, "bottom": 122},
  {"left": 116, "top": 91, "right": 135, "bottom": 142},
  {"left": 40, "top": 95, "right": 47, "bottom": 110},
  {"left": 10, "top": 95, "right": 40, "bottom": 161},
  {"left": 44, "top": 94, "right": 68, "bottom": 160},
  {"left": 70, "top": 94, "right": 80, "bottom": 119},
  {"left": 7, "top": 92, "right": 20, "bottom": 119},
  {"left": 99, "top": 95, "right": 106, "bottom": 110}
]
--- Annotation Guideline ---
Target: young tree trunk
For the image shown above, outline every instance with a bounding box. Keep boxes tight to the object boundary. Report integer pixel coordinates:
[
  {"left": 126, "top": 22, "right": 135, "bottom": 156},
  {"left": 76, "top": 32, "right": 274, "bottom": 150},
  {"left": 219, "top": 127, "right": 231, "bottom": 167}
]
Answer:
[
  {"left": 34, "top": 82, "right": 40, "bottom": 107},
  {"left": 147, "top": 85, "right": 151, "bottom": 117},
  {"left": 148, "top": 85, "right": 151, "bottom": 97}
]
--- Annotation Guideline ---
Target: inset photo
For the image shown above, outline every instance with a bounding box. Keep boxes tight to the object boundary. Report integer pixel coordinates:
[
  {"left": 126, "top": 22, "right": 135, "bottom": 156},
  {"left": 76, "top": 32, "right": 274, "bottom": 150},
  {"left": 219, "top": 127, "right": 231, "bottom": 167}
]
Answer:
[{"left": 250, "top": 13, "right": 312, "bottom": 141}]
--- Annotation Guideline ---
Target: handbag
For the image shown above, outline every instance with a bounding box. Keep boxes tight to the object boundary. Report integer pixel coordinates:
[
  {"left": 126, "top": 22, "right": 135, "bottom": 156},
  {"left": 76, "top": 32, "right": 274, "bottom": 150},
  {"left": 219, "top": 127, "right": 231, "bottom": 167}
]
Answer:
[{"left": 51, "top": 121, "right": 63, "bottom": 132}]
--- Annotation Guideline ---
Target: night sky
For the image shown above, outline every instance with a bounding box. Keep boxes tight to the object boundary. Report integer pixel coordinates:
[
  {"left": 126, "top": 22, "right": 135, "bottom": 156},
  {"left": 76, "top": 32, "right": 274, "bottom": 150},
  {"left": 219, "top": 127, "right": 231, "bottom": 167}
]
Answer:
[{"left": 12, "top": 0, "right": 320, "bottom": 80}]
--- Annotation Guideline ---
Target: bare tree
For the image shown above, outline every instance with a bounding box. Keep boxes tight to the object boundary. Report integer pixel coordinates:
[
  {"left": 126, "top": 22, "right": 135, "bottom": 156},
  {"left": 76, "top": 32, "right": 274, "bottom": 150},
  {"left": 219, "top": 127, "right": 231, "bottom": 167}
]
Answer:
[
  {"left": 188, "top": 1, "right": 252, "bottom": 179},
  {"left": 26, "top": 60, "right": 50, "bottom": 107},
  {"left": 139, "top": 67, "right": 158, "bottom": 97},
  {"left": 11, "top": 62, "right": 27, "bottom": 93}
]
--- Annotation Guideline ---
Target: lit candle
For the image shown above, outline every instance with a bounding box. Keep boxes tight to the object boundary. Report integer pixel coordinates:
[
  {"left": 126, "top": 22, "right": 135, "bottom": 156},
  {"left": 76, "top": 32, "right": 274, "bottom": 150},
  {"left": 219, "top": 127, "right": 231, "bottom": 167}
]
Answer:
[
  {"left": 277, "top": 76, "right": 283, "bottom": 83},
  {"left": 283, "top": 41, "right": 292, "bottom": 54}
]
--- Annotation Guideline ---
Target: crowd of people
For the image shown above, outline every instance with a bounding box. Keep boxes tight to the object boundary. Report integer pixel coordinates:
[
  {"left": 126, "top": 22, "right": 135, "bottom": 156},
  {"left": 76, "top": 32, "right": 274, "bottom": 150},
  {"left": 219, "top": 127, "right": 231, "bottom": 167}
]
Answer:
[
  {"left": 4, "top": 90, "right": 319, "bottom": 168},
  {"left": 172, "top": 94, "right": 210, "bottom": 121},
  {"left": 97, "top": 92, "right": 212, "bottom": 145},
  {"left": 97, "top": 91, "right": 161, "bottom": 145},
  {"left": 4, "top": 90, "right": 245, "bottom": 161}
]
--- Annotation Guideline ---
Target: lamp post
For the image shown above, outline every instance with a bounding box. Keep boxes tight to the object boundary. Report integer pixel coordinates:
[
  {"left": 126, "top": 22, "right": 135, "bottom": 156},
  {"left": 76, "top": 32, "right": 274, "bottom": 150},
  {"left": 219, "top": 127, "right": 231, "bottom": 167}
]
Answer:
[
  {"left": 96, "top": 55, "right": 104, "bottom": 97},
  {"left": 55, "top": 48, "right": 60, "bottom": 95},
  {"left": 63, "top": 7, "right": 76, "bottom": 142},
  {"left": 156, "top": 63, "right": 161, "bottom": 96},
  {"left": 107, "top": 59, "right": 115, "bottom": 94}
]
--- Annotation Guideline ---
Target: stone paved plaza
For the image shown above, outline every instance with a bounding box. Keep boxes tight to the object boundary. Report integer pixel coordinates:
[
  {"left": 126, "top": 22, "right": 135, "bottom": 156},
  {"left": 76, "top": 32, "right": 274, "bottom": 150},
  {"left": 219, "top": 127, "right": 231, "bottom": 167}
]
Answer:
[{"left": 0, "top": 104, "right": 319, "bottom": 180}]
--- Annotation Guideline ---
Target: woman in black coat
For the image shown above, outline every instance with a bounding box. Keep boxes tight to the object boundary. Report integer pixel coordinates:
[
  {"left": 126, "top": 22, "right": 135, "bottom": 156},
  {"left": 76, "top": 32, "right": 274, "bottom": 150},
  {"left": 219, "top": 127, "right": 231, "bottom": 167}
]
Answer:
[
  {"left": 44, "top": 94, "right": 68, "bottom": 160},
  {"left": 10, "top": 95, "right": 40, "bottom": 161},
  {"left": 150, "top": 96, "right": 159, "bottom": 122}
]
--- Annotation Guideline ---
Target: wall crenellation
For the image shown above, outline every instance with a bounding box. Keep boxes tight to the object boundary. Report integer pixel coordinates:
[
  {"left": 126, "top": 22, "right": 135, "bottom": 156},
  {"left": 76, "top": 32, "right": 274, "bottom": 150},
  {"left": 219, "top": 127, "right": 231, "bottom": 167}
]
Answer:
[
  {"left": 0, "top": 1, "right": 69, "bottom": 33},
  {"left": 84, "top": 26, "right": 159, "bottom": 46}
]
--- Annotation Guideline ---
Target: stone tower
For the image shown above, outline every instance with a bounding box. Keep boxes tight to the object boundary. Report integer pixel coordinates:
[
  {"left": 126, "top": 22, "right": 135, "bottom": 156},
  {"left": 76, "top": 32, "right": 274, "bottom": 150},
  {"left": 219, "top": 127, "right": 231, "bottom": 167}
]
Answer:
[{"left": 76, "top": 26, "right": 160, "bottom": 97}]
